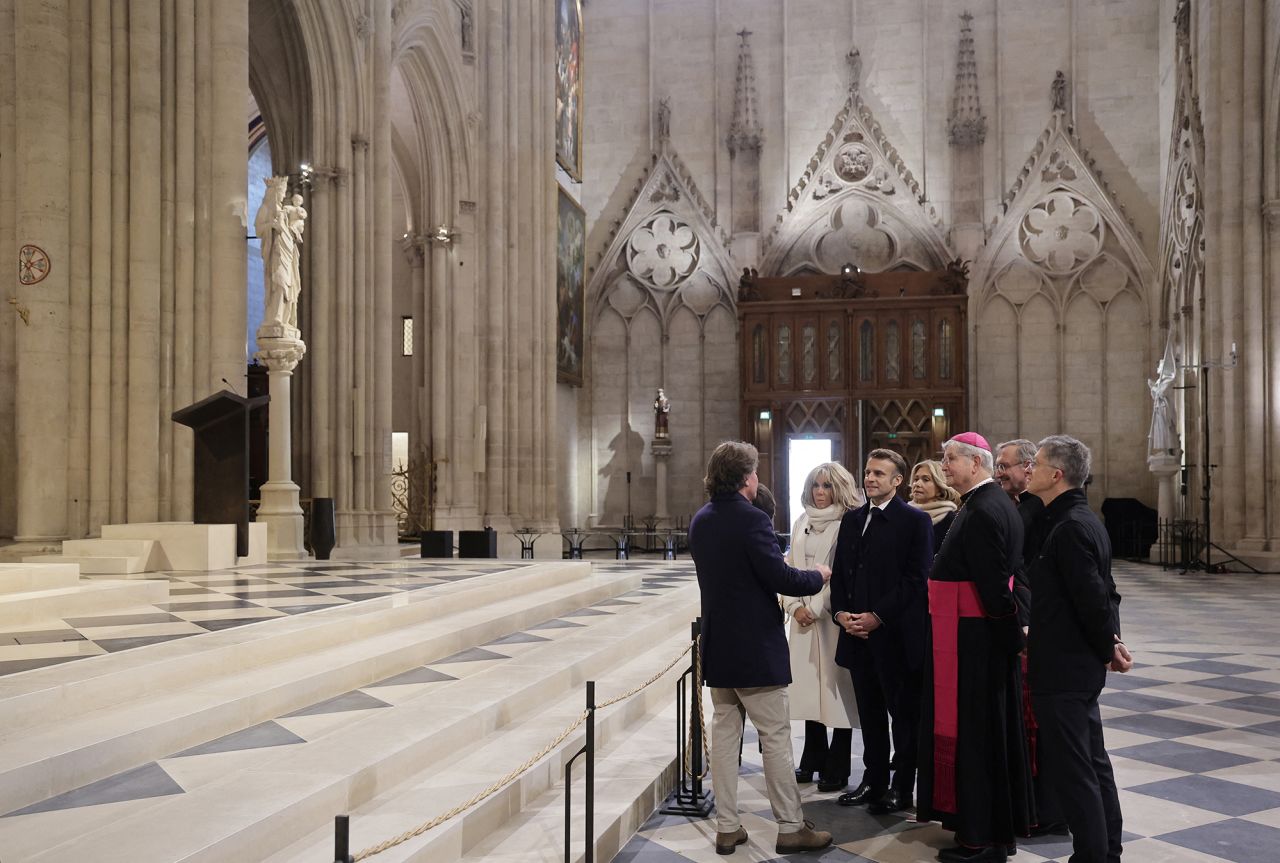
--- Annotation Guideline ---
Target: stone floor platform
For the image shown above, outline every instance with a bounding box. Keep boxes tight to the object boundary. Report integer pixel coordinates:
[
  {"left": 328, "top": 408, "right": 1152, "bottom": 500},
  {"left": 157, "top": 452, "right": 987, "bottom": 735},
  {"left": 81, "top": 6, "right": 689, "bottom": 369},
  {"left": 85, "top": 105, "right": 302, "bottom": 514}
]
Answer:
[{"left": 0, "top": 557, "right": 702, "bottom": 863}]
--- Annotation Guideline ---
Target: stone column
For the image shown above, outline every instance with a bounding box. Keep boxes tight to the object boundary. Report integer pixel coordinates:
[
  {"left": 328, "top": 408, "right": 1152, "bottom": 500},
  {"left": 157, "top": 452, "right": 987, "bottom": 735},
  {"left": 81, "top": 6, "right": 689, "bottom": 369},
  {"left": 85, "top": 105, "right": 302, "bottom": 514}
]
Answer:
[
  {"left": 652, "top": 438, "right": 672, "bottom": 522},
  {"left": 14, "top": 0, "right": 71, "bottom": 543},
  {"left": 256, "top": 331, "right": 308, "bottom": 559},
  {"left": 1147, "top": 453, "right": 1181, "bottom": 561},
  {"left": 1266, "top": 201, "right": 1280, "bottom": 549}
]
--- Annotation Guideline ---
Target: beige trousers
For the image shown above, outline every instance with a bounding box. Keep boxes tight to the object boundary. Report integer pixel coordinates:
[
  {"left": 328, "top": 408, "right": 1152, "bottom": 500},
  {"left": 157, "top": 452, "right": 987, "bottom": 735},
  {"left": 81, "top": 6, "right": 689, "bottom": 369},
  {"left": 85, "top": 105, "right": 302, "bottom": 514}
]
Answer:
[{"left": 710, "top": 685, "right": 805, "bottom": 834}]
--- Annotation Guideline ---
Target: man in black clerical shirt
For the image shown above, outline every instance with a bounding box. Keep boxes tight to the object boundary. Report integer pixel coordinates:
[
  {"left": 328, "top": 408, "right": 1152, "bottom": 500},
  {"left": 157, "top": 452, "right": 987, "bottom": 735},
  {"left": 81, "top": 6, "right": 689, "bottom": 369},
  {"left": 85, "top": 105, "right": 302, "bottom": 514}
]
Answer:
[{"left": 1024, "top": 435, "right": 1133, "bottom": 863}]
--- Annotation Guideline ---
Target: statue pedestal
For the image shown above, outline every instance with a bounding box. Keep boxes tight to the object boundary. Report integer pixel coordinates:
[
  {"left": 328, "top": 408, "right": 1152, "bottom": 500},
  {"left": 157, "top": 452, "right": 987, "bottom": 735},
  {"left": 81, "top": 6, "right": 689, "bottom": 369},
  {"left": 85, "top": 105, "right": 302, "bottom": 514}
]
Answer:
[
  {"left": 1148, "top": 451, "right": 1182, "bottom": 562},
  {"left": 653, "top": 438, "right": 672, "bottom": 522},
  {"left": 255, "top": 333, "right": 308, "bottom": 559}
]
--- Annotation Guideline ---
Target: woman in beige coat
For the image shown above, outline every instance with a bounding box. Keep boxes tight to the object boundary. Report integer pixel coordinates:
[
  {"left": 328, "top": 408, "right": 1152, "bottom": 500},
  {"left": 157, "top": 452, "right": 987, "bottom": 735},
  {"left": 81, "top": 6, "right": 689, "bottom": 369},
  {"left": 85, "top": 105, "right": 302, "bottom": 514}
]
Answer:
[{"left": 782, "top": 461, "right": 864, "bottom": 792}]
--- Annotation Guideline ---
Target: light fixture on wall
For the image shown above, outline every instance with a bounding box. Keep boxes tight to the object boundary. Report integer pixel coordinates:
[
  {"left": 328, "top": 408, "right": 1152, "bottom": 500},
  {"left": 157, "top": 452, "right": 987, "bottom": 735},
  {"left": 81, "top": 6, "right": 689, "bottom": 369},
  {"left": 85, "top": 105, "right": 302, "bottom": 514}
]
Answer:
[
  {"left": 840, "top": 262, "right": 860, "bottom": 275},
  {"left": 430, "top": 224, "right": 460, "bottom": 246}
]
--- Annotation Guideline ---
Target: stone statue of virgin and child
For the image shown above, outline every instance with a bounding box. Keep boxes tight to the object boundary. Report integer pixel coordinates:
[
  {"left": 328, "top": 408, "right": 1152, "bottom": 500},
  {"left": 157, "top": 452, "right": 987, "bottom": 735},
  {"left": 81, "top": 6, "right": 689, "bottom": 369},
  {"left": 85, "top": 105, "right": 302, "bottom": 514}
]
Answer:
[{"left": 255, "top": 176, "right": 308, "bottom": 333}]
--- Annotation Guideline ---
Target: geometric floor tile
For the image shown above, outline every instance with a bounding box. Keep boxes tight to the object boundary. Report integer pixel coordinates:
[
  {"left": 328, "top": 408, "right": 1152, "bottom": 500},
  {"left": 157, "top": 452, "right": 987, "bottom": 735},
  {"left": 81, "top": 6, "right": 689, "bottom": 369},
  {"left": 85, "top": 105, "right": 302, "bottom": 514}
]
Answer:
[
  {"left": 1127, "top": 774, "right": 1280, "bottom": 817},
  {"left": 171, "top": 720, "right": 306, "bottom": 757},
  {"left": 280, "top": 690, "right": 391, "bottom": 717},
  {"left": 366, "top": 666, "right": 458, "bottom": 687},
  {"left": 1106, "top": 713, "right": 1221, "bottom": 739},
  {"left": 1112, "top": 741, "right": 1257, "bottom": 774},
  {"left": 4, "top": 762, "right": 184, "bottom": 816},
  {"left": 432, "top": 647, "right": 510, "bottom": 664},
  {"left": 1157, "top": 817, "right": 1280, "bottom": 863},
  {"left": 1169, "top": 660, "right": 1266, "bottom": 677},
  {"left": 526, "top": 618, "right": 586, "bottom": 630},
  {"left": 483, "top": 632, "right": 551, "bottom": 646}
]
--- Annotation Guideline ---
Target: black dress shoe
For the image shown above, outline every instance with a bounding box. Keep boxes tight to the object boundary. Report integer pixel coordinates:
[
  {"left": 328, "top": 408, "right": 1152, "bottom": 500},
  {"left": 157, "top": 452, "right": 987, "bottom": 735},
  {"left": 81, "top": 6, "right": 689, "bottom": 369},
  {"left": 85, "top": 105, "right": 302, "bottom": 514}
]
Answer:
[
  {"left": 1028, "top": 822, "right": 1068, "bottom": 837},
  {"left": 867, "top": 788, "right": 912, "bottom": 814},
  {"left": 937, "top": 844, "right": 1008, "bottom": 862},
  {"left": 794, "top": 769, "right": 815, "bottom": 784},
  {"left": 836, "top": 782, "right": 885, "bottom": 807},
  {"left": 816, "top": 776, "right": 848, "bottom": 792}
]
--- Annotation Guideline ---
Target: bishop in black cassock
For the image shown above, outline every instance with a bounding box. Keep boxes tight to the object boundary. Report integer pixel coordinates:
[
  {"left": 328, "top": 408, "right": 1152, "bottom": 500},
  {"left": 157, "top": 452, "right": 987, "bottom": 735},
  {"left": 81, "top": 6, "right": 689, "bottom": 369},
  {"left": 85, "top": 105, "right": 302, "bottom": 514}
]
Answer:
[{"left": 917, "top": 433, "right": 1033, "bottom": 863}]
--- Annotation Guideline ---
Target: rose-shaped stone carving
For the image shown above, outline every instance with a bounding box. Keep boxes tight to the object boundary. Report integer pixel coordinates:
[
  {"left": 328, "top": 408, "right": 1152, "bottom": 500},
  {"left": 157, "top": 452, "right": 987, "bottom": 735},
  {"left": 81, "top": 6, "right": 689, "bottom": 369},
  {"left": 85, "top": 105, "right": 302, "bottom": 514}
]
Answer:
[
  {"left": 1021, "top": 192, "right": 1101, "bottom": 273},
  {"left": 834, "top": 144, "right": 873, "bottom": 182},
  {"left": 626, "top": 213, "right": 699, "bottom": 289}
]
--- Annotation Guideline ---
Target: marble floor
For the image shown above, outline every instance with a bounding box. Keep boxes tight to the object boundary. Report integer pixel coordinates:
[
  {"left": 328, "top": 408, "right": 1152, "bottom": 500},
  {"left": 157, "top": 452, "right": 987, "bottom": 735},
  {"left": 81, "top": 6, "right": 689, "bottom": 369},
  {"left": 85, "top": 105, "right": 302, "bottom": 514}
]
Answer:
[
  {"left": 0, "top": 559, "right": 538, "bottom": 677},
  {"left": 617, "top": 561, "right": 1280, "bottom": 863}
]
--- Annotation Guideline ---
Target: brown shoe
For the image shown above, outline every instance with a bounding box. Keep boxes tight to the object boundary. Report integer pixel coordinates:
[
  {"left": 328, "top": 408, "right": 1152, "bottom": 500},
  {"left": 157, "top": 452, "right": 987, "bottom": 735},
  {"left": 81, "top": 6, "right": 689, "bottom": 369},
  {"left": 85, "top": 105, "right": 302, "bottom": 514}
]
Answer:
[
  {"left": 715, "top": 826, "right": 748, "bottom": 855},
  {"left": 775, "top": 820, "right": 833, "bottom": 853}
]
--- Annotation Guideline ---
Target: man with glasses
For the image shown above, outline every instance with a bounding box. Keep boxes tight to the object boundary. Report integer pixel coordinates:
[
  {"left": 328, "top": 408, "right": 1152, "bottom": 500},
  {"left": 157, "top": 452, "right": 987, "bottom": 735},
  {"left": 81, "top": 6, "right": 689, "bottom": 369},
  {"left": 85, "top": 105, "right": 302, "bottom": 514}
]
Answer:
[
  {"left": 1024, "top": 435, "right": 1132, "bottom": 863},
  {"left": 996, "top": 438, "right": 1063, "bottom": 837}
]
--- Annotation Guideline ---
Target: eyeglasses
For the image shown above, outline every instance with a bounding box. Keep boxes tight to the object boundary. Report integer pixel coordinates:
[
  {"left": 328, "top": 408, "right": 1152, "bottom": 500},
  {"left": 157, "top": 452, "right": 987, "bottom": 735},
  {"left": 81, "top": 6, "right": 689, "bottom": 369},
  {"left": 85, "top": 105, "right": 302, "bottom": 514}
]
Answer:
[{"left": 994, "top": 460, "right": 1030, "bottom": 474}]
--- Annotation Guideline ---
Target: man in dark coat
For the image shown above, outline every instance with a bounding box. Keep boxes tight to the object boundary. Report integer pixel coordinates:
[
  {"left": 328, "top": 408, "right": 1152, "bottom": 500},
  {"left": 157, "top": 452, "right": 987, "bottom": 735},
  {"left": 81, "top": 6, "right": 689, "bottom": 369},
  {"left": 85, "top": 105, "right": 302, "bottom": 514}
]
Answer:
[
  {"left": 1025, "top": 435, "right": 1132, "bottom": 863},
  {"left": 688, "top": 441, "right": 833, "bottom": 856},
  {"left": 917, "top": 432, "right": 1033, "bottom": 863},
  {"left": 996, "top": 437, "right": 1064, "bottom": 837},
  {"left": 829, "top": 448, "right": 934, "bottom": 814}
]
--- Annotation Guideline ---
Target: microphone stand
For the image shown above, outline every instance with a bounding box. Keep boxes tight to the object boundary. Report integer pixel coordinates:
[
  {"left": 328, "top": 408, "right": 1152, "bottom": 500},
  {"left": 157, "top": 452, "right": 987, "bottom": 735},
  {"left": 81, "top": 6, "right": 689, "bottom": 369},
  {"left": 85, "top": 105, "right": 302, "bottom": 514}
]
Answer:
[{"left": 1191, "top": 342, "right": 1256, "bottom": 573}]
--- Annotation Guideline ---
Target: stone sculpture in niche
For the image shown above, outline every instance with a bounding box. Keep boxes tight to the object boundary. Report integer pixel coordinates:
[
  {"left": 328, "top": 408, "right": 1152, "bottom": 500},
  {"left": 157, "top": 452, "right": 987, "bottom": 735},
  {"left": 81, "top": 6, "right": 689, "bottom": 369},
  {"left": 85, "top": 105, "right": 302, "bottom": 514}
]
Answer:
[
  {"left": 257, "top": 177, "right": 308, "bottom": 331},
  {"left": 653, "top": 388, "right": 670, "bottom": 439},
  {"left": 1051, "top": 70, "right": 1069, "bottom": 113},
  {"left": 1148, "top": 336, "right": 1179, "bottom": 455}
]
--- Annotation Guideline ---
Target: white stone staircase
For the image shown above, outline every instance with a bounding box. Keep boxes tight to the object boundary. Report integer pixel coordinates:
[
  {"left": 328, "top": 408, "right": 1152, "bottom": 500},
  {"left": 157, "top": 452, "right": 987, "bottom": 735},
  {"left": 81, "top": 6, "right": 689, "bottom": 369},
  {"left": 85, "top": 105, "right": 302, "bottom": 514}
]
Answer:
[
  {"left": 0, "top": 562, "right": 167, "bottom": 627},
  {"left": 0, "top": 561, "right": 702, "bottom": 863},
  {"left": 24, "top": 538, "right": 159, "bottom": 574}
]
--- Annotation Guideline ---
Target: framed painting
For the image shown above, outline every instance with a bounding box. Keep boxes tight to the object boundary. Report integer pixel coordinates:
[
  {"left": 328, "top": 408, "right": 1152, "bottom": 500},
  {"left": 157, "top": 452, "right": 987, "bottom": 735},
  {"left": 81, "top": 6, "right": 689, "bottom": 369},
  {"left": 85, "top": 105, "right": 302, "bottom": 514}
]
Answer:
[
  {"left": 555, "top": 0, "right": 583, "bottom": 181},
  {"left": 556, "top": 185, "right": 586, "bottom": 386}
]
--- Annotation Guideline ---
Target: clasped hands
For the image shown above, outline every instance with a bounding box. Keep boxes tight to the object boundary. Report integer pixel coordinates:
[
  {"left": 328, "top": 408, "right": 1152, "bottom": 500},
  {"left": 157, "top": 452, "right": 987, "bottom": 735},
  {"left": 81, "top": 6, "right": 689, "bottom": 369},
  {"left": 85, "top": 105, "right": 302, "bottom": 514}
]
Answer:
[
  {"left": 790, "top": 565, "right": 832, "bottom": 628},
  {"left": 834, "top": 610, "right": 880, "bottom": 639},
  {"left": 1109, "top": 635, "right": 1134, "bottom": 673}
]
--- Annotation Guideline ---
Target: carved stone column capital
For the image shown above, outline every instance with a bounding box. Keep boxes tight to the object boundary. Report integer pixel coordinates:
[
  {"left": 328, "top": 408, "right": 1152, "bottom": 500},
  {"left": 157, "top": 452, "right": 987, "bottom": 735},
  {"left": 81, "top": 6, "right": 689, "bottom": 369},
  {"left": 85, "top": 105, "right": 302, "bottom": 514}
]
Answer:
[{"left": 254, "top": 334, "right": 307, "bottom": 373}]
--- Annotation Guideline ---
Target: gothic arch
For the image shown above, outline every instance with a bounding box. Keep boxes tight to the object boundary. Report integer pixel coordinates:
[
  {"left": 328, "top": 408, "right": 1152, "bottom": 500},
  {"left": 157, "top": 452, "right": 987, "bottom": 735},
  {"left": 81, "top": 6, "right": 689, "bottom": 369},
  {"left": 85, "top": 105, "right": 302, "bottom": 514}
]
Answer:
[
  {"left": 760, "top": 70, "right": 950, "bottom": 276},
  {"left": 971, "top": 91, "right": 1155, "bottom": 503}
]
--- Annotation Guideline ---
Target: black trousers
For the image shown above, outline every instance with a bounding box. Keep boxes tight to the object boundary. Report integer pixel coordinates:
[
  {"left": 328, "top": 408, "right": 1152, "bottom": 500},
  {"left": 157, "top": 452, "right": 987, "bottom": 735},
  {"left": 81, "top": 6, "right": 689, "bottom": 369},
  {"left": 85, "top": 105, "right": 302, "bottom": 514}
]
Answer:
[
  {"left": 797, "top": 720, "right": 852, "bottom": 781},
  {"left": 1031, "top": 690, "right": 1123, "bottom": 863},
  {"left": 848, "top": 657, "right": 921, "bottom": 793}
]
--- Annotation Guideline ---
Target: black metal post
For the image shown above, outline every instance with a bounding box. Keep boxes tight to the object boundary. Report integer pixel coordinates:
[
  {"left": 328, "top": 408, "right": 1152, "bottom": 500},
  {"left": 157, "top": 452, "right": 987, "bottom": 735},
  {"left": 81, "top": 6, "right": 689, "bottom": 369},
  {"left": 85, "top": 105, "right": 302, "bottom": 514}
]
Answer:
[
  {"left": 659, "top": 618, "right": 713, "bottom": 817},
  {"left": 585, "top": 680, "right": 596, "bottom": 863},
  {"left": 334, "top": 815, "right": 354, "bottom": 863},
  {"left": 688, "top": 620, "right": 705, "bottom": 798}
]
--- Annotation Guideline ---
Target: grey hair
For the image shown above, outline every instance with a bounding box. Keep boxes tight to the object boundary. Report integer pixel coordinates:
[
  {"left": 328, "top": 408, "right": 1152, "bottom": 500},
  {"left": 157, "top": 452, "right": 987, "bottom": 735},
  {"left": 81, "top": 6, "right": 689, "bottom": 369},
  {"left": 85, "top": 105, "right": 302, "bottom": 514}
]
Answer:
[
  {"left": 944, "top": 439, "right": 994, "bottom": 473},
  {"left": 996, "top": 438, "right": 1037, "bottom": 466},
  {"left": 1037, "top": 434, "right": 1092, "bottom": 488}
]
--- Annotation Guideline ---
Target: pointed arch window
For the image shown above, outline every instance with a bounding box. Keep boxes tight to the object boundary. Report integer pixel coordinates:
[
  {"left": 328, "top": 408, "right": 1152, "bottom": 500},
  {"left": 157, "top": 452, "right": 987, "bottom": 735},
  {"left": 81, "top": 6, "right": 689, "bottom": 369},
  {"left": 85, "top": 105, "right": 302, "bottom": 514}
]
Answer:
[
  {"left": 911, "top": 318, "right": 926, "bottom": 379},
  {"left": 752, "top": 324, "right": 767, "bottom": 384},
  {"left": 859, "top": 320, "right": 875, "bottom": 383},
  {"left": 939, "top": 319, "right": 954, "bottom": 379},
  {"left": 885, "top": 321, "right": 901, "bottom": 383},
  {"left": 777, "top": 325, "right": 792, "bottom": 386}
]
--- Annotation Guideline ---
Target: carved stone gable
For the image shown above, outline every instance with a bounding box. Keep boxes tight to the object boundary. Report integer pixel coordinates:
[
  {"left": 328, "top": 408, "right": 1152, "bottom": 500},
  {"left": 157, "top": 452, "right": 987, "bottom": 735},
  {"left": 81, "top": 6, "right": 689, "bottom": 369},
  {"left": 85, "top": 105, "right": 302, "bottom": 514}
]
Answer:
[{"left": 760, "top": 46, "right": 949, "bottom": 277}]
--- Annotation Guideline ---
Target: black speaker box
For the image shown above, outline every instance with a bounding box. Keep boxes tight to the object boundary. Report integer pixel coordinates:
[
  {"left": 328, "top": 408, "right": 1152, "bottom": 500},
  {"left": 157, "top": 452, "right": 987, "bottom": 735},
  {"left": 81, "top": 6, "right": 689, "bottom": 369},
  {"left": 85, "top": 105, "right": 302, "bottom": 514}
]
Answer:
[
  {"left": 420, "top": 530, "right": 454, "bottom": 558},
  {"left": 459, "top": 527, "right": 498, "bottom": 558}
]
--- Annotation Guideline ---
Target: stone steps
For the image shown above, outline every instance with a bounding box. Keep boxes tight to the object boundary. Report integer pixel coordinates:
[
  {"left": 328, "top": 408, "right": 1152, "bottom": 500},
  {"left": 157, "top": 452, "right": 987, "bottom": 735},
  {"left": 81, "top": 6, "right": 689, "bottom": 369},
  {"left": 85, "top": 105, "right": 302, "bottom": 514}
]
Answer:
[
  {"left": 0, "top": 561, "right": 622, "bottom": 819},
  {"left": 266, "top": 596, "right": 695, "bottom": 863},
  {"left": 23, "top": 553, "right": 149, "bottom": 574},
  {"left": 0, "top": 577, "right": 167, "bottom": 628},
  {"left": 12, "top": 573, "right": 699, "bottom": 863},
  {"left": 0, "top": 563, "right": 80, "bottom": 595}
]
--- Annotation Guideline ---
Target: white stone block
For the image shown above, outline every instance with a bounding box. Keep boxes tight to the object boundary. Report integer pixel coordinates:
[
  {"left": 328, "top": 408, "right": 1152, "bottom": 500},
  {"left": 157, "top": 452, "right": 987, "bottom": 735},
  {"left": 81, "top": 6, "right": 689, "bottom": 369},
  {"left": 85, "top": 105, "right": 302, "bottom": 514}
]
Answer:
[
  {"left": 101, "top": 522, "right": 237, "bottom": 572},
  {"left": 237, "top": 523, "right": 268, "bottom": 567}
]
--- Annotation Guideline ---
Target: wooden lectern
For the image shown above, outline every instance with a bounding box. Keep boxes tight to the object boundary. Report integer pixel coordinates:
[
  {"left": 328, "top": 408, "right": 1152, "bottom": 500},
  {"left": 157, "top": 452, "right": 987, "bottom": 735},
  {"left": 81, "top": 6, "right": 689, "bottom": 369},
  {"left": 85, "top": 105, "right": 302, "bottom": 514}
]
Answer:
[{"left": 172, "top": 390, "right": 270, "bottom": 558}]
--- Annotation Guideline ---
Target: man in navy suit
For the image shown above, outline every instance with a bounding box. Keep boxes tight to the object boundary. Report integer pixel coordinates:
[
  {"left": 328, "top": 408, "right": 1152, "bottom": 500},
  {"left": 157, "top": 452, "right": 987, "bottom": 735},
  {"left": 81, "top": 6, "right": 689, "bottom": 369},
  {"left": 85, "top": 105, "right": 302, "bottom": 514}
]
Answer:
[
  {"left": 830, "top": 448, "right": 934, "bottom": 814},
  {"left": 689, "top": 441, "right": 834, "bottom": 856}
]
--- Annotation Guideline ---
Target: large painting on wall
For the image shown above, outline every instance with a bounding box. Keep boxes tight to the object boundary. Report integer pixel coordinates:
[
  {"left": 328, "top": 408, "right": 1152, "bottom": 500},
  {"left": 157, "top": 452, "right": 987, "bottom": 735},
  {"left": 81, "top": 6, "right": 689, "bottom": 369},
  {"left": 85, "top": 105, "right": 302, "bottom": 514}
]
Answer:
[
  {"left": 555, "top": 0, "right": 583, "bottom": 181},
  {"left": 557, "top": 185, "right": 586, "bottom": 386}
]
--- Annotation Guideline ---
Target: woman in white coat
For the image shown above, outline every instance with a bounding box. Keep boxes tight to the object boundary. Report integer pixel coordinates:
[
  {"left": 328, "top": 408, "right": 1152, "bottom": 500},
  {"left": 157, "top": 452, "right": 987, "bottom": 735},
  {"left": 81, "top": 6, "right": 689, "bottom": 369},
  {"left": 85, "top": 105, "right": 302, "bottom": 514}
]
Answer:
[{"left": 782, "top": 461, "right": 864, "bottom": 792}]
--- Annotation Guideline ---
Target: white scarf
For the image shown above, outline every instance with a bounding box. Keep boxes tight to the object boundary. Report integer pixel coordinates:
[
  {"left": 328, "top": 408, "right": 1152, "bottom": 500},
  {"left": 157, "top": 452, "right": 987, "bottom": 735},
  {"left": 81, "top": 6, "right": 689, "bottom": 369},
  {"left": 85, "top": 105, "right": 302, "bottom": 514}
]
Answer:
[{"left": 911, "top": 498, "right": 958, "bottom": 525}]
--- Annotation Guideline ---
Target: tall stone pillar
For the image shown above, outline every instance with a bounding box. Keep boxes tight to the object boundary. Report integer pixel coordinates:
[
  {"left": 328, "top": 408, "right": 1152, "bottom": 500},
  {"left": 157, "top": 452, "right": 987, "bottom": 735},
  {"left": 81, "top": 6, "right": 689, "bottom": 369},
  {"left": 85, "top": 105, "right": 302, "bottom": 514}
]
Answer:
[
  {"left": 14, "top": 0, "right": 71, "bottom": 543},
  {"left": 256, "top": 331, "right": 308, "bottom": 559}
]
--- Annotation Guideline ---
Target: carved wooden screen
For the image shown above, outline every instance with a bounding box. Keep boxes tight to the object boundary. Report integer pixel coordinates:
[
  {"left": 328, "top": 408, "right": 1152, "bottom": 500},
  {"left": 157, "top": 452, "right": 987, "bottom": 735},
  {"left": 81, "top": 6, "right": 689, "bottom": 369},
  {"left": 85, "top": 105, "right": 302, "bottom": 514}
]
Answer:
[{"left": 738, "top": 264, "right": 968, "bottom": 517}]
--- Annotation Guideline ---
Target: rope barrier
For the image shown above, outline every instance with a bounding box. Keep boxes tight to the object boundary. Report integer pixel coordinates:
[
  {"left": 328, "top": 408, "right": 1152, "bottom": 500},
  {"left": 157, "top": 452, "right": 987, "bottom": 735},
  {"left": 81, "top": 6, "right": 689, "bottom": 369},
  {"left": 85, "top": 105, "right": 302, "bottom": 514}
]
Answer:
[
  {"left": 349, "top": 635, "right": 700, "bottom": 861},
  {"left": 682, "top": 640, "right": 710, "bottom": 779}
]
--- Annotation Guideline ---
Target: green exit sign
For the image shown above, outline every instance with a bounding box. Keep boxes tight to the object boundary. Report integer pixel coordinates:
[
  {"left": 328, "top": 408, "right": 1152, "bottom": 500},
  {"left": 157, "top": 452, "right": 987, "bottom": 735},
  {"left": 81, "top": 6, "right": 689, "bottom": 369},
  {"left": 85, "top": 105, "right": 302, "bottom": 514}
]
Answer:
[{"left": 886, "top": 433, "right": 898, "bottom": 439}]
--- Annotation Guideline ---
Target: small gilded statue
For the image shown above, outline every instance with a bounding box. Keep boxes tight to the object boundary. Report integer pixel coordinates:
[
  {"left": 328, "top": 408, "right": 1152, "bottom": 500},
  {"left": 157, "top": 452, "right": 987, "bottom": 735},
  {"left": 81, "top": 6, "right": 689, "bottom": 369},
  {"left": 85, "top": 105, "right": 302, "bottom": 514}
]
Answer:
[{"left": 653, "top": 387, "right": 671, "bottom": 439}]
